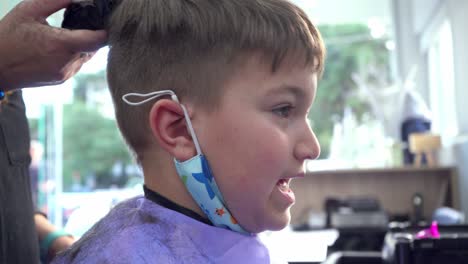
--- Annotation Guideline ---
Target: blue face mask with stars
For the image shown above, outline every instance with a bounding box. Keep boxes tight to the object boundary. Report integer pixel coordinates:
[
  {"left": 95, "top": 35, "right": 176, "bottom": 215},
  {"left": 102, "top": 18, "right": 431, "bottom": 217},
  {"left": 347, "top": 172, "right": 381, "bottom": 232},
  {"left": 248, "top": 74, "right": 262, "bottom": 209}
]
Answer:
[{"left": 122, "top": 90, "right": 249, "bottom": 234}]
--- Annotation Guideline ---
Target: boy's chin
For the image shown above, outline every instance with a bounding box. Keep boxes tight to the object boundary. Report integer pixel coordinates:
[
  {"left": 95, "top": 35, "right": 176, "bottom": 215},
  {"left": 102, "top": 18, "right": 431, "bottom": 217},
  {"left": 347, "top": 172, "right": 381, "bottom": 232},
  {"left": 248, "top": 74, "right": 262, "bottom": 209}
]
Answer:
[
  {"left": 268, "top": 216, "right": 291, "bottom": 232},
  {"left": 247, "top": 211, "right": 291, "bottom": 233}
]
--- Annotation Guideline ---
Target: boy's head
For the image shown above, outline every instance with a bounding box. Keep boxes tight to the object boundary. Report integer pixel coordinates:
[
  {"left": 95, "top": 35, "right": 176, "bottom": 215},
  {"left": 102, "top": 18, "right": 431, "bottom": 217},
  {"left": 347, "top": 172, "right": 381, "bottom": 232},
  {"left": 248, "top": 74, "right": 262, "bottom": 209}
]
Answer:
[
  {"left": 107, "top": 0, "right": 325, "bottom": 233},
  {"left": 107, "top": 0, "right": 324, "bottom": 160}
]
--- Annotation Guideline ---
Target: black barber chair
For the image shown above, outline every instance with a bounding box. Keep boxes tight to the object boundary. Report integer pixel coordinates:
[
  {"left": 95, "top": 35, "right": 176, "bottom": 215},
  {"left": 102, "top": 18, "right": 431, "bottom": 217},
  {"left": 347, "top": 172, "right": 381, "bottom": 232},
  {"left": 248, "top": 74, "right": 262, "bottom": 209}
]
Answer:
[
  {"left": 382, "top": 224, "right": 468, "bottom": 264},
  {"left": 322, "top": 218, "right": 468, "bottom": 264},
  {"left": 325, "top": 197, "right": 388, "bottom": 253}
]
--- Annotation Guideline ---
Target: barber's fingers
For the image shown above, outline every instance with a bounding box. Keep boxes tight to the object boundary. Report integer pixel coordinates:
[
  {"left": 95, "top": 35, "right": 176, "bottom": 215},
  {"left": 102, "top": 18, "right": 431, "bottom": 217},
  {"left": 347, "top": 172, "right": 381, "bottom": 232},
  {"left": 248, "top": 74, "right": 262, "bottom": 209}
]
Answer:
[
  {"left": 18, "top": 0, "right": 108, "bottom": 53},
  {"left": 21, "top": 0, "right": 72, "bottom": 18},
  {"left": 49, "top": 26, "right": 108, "bottom": 52},
  {"left": 67, "top": 30, "right": 108, "bottom": 52},
  {"left": 66, "top": 60, "right": 85, "bottom": 80},
  {"left": 60, "top": 52, "right": 93, "bottom": 81},
  {"left": 64, "top": 30, "right": 107, "bottom": 52},
  {"left": 79, "top": 51, "right": 97, "bottom": 63}
]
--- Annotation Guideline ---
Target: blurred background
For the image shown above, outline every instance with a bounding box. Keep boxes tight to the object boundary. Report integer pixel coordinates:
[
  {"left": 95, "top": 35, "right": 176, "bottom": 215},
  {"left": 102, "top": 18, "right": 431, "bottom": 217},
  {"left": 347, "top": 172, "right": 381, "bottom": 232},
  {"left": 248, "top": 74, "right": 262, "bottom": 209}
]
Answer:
[{"left": 1, "top": 0, "right": 467, "bottom": 263}]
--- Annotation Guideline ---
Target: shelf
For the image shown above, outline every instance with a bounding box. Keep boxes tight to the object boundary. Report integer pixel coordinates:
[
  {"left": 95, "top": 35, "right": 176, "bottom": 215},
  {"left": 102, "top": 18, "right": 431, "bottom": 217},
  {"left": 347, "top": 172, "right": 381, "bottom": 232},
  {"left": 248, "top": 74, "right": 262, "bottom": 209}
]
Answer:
[{"left": 307, "top": 166, "right": 456, "bottom": 176}]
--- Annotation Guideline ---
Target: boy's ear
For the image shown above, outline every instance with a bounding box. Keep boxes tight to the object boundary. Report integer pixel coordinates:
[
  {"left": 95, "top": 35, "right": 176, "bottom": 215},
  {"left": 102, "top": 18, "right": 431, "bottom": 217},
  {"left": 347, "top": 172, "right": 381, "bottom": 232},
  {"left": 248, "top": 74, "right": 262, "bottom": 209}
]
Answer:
[{"left": 149, "top": 99, "right": 197, "bottom": 161}]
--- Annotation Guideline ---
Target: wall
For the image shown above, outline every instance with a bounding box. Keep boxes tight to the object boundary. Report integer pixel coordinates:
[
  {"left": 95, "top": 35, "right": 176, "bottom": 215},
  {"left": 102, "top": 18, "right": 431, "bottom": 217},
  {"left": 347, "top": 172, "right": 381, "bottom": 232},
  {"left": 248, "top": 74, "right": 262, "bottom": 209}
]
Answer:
[
  {"left": 411, "top": 0, "right": 441, "bottom": 35},
  {"left": 393, "top": 0, "right": 468, "bottom": 215},
  {"left": 447, "top": 0, "right": 468, "bottom": 133},
  {"left": 447, "top": 0, "right": 468, "bottom": 215},
  {"left": 392, "top": 0, "right": 429, "bottom": 100}
]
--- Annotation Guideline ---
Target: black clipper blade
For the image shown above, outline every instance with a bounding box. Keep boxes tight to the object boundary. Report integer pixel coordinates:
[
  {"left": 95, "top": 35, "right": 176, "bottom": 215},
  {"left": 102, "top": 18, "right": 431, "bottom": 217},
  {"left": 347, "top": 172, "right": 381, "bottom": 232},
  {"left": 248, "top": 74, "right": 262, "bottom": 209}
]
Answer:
[{"left": 62, "top": 0, "right": 115, "bottom": 30}]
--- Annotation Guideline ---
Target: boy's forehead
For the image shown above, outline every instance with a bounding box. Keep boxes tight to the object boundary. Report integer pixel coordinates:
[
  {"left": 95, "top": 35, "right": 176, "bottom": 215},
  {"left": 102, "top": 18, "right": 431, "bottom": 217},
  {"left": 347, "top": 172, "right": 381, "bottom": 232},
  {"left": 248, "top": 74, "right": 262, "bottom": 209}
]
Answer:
[
  {"left": 187, "top": 51, "right": 318, "bottom": 111},
  {"left": 235, "top": 51, "right": 317, "bottom": 73},
  {"left": 221, "top": 55, "right": 317, "bottom": 97},
  {"left": 230, "top": 53, "right": 317, "bottom": 82}
]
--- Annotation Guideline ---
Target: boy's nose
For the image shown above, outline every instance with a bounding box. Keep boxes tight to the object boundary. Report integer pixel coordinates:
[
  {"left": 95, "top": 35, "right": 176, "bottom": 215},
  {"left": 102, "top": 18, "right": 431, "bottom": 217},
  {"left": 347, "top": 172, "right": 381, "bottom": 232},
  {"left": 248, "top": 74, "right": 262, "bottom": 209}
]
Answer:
[{"left": 294, "top": 125, "right": 320, "bottom": 161}]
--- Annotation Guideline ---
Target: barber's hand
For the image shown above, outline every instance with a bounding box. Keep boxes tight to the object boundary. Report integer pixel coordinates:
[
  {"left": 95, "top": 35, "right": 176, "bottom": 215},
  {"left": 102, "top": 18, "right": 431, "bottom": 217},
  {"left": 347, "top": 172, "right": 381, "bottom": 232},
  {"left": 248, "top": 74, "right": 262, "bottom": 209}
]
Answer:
[
  {"left": 0, "top": 0, "right": 107, "bottom": 91},
  {"left": 49, "top": 235, "right": 75, "bottom": 255},
  {"left": 34, "top": 213, "right": 75, "bottom": 262}
]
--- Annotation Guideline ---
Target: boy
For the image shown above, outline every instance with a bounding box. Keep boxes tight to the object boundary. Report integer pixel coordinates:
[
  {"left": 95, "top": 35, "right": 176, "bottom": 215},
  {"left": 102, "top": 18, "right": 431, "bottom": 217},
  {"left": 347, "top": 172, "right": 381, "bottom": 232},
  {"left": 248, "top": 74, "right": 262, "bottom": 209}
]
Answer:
[{"left": 55, "top": 0, "right": 325, "bottom": 263}]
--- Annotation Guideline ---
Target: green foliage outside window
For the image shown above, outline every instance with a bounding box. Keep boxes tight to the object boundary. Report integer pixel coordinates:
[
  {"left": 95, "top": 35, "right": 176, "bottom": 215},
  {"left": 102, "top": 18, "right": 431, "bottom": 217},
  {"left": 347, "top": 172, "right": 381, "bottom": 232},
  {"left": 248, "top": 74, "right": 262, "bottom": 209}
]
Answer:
[
  {"left": 62, "top": 101, "right": 132, "bottom": 190},
  {"left": 310, "top": 24, "right": 391, "bottom": 158}
]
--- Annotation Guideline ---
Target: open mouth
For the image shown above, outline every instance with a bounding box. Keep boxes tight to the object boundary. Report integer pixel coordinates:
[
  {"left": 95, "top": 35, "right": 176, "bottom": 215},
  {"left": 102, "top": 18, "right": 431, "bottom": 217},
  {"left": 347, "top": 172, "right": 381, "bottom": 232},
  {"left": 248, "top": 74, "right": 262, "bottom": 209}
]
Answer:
[
  {"left": 276, "top": 179, "right": 291, "bottom": 192},
  {"left": 276, "top": 178, "right": 295, "bottom": 204}
]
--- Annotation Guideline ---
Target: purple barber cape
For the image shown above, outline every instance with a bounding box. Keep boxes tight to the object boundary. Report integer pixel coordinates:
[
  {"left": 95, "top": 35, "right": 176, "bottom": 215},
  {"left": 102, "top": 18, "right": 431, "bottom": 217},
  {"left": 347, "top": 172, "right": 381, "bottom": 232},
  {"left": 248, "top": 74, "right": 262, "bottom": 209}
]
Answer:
[{"left": 53, "top": 196, "right": 271, "bottom": 264}]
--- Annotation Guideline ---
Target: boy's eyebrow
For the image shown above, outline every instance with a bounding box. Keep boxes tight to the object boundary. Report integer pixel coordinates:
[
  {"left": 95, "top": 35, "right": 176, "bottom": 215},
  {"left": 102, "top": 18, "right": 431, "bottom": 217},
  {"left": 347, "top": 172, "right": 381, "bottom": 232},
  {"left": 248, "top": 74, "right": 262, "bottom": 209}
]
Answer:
[{"left": 265, "top": 84, "right": 308, "bottom": 99}]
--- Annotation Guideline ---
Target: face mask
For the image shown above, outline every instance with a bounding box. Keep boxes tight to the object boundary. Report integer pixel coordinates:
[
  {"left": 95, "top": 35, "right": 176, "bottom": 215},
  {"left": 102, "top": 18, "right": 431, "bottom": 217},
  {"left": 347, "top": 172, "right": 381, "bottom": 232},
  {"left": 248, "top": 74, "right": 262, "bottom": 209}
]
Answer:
[{"left": 122, "top": 90, "right": 249, "bottom": 234}]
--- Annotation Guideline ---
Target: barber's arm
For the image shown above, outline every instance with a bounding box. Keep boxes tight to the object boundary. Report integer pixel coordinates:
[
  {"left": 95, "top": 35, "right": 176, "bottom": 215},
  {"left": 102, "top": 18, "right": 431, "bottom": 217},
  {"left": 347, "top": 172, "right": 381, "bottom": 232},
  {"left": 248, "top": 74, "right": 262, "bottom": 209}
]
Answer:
[
  {"left": 34, "top": 213, "right": 75, "bottom": 263},
  {"left": 0, "top": 0, "right": 107, "bottom": 91}
]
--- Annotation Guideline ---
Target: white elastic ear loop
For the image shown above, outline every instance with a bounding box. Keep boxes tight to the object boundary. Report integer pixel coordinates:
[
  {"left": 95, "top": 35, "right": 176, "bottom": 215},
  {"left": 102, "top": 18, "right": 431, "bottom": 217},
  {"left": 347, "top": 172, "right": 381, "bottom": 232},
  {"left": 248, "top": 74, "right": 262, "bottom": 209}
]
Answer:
[
  {"left": 122, "top": 90, "right": 179, "bottom": 106},
  {"left": 121, "top": 90, "right": 202, "bottom": 155},
  {"left": 180, "top": 105, "right": 202, "bottom": 156}
]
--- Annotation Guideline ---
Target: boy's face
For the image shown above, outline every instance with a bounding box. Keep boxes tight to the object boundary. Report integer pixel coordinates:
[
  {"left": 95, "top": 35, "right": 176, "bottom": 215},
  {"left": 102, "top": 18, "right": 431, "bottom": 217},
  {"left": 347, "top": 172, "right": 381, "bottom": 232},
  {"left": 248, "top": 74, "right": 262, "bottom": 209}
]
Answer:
[{"left": 191, "top": 55, "right": 320, "bottom": 233}]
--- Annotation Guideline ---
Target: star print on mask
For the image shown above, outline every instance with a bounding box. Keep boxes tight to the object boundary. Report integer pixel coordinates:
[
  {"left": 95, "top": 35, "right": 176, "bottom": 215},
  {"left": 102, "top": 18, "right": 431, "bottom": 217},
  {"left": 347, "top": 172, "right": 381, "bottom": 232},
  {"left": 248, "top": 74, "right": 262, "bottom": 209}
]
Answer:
[{"left": 216, "top": 208, "right": 225, "bottom": 216}]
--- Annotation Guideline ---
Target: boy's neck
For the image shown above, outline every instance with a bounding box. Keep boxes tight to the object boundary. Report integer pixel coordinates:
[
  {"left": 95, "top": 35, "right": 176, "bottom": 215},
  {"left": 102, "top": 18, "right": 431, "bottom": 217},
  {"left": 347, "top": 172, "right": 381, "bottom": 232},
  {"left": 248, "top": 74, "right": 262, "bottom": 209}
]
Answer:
[{"left": 142, "top": 154, "right": 206, "bottom": 218}]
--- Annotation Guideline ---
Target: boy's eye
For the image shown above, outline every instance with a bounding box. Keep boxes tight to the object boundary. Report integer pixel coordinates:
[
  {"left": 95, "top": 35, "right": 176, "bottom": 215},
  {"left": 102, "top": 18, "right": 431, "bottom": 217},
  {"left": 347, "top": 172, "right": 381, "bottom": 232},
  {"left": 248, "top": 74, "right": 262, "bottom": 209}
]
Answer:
[{"left": 273, "top": 105, "right": 294, "bottom": 118}]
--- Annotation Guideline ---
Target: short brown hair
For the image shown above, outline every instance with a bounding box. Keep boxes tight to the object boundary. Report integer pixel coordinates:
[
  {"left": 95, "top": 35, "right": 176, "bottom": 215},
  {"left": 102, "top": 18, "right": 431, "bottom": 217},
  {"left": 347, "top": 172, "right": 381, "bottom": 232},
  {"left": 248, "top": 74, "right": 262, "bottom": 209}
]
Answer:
[{"left": 107, "top": 0, "right": 325, "bottom": 161}]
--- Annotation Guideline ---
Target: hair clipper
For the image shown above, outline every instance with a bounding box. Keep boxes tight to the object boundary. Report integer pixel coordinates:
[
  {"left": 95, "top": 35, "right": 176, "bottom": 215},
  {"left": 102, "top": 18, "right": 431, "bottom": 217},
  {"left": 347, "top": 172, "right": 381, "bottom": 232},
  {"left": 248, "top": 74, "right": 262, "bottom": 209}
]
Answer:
[{"left": 62, "top": 0, "right": 116, "bottom": 30}]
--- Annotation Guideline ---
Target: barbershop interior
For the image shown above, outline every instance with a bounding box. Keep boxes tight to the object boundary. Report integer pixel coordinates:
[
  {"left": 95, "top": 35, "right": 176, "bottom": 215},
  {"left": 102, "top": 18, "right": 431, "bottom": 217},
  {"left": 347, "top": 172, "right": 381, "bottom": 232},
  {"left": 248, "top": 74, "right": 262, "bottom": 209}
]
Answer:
[{"left": 1, "top": 0, "right": 468, "bottom": 263}]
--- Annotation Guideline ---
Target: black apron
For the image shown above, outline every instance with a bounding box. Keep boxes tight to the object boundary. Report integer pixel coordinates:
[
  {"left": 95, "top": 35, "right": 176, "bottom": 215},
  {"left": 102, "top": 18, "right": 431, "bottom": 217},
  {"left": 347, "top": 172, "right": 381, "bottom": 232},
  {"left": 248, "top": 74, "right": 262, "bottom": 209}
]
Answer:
[{"left": 0, "top": 91, "right": 39, "bottom": 264}]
